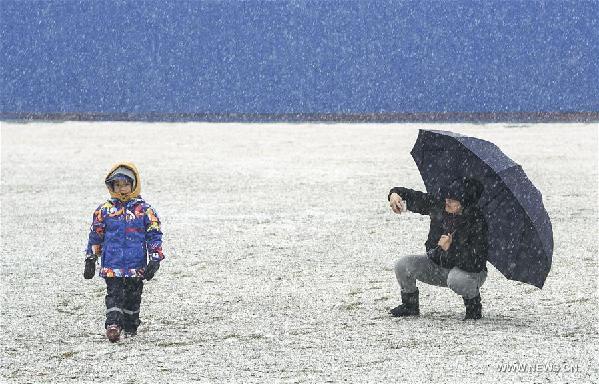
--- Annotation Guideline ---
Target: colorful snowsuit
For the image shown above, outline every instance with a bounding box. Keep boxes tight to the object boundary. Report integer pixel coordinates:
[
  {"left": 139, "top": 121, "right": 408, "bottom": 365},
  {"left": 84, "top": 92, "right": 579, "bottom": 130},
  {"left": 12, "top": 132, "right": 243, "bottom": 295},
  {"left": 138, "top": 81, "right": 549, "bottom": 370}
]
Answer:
[{"left": 86, "top": 162, "right": 164, "bottom": 332}]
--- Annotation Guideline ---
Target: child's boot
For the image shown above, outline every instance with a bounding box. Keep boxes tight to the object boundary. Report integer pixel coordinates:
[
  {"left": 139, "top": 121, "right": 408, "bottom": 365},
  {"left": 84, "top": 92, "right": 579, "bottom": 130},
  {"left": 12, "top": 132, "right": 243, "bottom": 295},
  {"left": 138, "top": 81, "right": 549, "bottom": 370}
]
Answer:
[
  {"left": 123, "top": 318, "right": 141, "bottom": 337},
  {"left": 106, "top": 324, "right": 122, "bottom": 342}
]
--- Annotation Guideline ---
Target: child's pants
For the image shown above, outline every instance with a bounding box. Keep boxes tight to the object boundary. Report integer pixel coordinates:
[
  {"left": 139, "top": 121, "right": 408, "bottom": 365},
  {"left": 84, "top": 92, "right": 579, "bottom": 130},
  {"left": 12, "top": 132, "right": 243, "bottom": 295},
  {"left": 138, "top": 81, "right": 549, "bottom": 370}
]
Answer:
[
  {"left": 394, "top": 254, "right": 487, "bottom": 299},
  {"left": 104, "top": 277, "right": 144, "bottom": 330}
]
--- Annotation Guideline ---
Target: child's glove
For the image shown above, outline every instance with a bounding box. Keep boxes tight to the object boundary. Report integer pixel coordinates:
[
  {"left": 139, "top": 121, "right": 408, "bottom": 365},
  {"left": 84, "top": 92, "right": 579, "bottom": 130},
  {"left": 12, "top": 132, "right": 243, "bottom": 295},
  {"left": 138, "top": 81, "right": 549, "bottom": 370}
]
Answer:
[
  {"left": 83, "top": 255, "right": 98, "bottom": 279},
  {"left": 144, "top": 260, "right": 160, "bottom": 281}
]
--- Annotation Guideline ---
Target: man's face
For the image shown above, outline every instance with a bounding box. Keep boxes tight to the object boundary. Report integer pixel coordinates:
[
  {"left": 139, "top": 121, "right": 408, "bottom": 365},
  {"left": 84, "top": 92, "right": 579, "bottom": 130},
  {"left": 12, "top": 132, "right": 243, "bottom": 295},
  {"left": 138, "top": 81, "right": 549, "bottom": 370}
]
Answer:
[
  {"left": 114, "top": 179, "right": 132, "bottom": 195},
  {"left": 445, "top": 198, "right": 462, "bottom": 214}
]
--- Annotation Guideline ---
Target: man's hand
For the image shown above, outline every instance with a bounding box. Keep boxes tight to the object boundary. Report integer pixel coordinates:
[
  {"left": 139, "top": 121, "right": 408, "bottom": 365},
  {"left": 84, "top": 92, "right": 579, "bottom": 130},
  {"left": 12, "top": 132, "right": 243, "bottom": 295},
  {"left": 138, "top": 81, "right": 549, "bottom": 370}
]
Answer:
[
  {"left": 389, "top": 192, "right": 406, "bottom": 214},
  {"left": 437, "top": 233, "right": 453, "bottom": 251}
]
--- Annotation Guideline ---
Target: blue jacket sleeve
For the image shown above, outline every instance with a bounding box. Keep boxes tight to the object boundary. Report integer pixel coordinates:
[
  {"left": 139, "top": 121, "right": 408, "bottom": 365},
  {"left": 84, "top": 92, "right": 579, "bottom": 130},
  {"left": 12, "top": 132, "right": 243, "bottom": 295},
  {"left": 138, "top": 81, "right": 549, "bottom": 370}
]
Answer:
[
  {"left": 86, "top": 204, "right": 106, "bottom": 256},
  {"left": 144, "top": 205, "right": 164, "bottom": 261}
]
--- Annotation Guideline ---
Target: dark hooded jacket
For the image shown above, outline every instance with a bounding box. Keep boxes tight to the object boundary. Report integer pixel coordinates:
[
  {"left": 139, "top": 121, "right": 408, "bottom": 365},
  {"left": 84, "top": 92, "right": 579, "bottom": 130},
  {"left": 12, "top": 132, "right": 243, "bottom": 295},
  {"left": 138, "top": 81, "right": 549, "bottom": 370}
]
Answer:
[{"left": 388, "top": 178, "right": 488, "bottom": 273}]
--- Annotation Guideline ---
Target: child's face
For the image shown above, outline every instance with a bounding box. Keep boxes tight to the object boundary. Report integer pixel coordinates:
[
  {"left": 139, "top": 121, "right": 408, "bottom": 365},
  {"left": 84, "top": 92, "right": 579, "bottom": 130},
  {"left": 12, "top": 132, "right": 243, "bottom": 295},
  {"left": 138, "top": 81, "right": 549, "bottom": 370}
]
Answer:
[
  {"left": 113, "top": 180, "right": 132, "bottom": 195},
  {"left": 445, "top": 198, "right": 463, "bottom": 214}
]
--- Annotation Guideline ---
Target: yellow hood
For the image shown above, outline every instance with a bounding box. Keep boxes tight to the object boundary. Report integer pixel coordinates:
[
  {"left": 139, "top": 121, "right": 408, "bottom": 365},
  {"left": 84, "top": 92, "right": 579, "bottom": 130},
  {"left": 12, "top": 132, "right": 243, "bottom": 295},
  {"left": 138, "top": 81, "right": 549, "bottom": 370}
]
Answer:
[{"left": 105, "top": 162, "right": 141, "bottom": 201}]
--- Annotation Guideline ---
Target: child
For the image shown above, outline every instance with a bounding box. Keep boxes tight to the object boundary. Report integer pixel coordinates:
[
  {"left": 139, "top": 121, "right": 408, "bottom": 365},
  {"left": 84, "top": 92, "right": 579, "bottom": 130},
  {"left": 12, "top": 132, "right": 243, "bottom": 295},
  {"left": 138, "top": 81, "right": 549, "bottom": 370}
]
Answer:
[
  {"left": 84, "top": 162, "right": 164, "bottom": 342},
  {"left": 387, "top": 177, "right": 488, "bottom": 320}
]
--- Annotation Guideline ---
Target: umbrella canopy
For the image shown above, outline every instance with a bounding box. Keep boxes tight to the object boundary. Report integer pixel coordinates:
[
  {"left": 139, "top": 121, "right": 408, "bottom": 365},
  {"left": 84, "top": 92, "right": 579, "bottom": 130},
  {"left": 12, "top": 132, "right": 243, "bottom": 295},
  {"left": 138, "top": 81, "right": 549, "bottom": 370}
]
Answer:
[{"left": 410, "top": 129, "right": 553, "bottom": 288}]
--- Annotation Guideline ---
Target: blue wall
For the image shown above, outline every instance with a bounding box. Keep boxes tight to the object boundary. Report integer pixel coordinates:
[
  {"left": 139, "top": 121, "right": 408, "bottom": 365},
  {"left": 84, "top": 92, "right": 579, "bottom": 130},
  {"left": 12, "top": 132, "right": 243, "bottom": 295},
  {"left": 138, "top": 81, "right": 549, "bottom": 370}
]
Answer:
[{"left": 2, "top": 1, "right": 598, "bottom": 116}]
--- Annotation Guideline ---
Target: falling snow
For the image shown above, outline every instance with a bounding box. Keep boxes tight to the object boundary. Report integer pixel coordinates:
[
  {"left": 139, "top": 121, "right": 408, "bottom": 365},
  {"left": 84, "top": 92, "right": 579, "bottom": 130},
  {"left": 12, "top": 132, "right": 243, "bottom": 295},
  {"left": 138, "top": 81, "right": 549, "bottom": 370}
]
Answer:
[{"left": 1, "top": 122, "right": 597, "bottom": 383}]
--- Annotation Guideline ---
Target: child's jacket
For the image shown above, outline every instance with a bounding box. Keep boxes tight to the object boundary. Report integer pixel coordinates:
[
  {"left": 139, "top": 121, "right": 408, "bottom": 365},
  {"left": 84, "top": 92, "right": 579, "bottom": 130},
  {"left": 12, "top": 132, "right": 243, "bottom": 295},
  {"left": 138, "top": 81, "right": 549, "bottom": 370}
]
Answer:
[{"left": 86, "top": 163, "right": 163, "bottom": 278}]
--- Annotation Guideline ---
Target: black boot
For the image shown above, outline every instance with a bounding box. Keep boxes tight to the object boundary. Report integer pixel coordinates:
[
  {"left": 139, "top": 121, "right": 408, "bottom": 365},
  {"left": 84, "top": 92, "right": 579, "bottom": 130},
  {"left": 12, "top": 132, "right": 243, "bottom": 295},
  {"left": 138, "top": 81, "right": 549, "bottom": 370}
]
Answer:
[
  {"left": 390, "top": 289, "right": 420, "bottom": 317},
  {"left": 123, "top": 318, "right": 141, "bottom": 337},
  {"left": 463, "top": 295, "right": 482, "bottom": 320}
]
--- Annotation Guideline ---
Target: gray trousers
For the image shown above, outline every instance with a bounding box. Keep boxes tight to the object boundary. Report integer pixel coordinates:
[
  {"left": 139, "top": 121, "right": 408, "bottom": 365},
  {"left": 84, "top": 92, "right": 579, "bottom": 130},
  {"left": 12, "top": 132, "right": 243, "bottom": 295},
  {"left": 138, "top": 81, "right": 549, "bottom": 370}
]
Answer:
[{"left": 394, "top": 254, "right": 487, "bottom": 299}]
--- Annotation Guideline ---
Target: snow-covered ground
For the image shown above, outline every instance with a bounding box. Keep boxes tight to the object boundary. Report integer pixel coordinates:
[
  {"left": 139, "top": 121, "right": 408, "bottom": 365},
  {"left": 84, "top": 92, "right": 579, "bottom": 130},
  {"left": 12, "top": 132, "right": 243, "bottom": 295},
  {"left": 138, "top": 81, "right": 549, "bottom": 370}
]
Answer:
[{"left": 1, "top": 122, "right": 597, "bottom": 383}]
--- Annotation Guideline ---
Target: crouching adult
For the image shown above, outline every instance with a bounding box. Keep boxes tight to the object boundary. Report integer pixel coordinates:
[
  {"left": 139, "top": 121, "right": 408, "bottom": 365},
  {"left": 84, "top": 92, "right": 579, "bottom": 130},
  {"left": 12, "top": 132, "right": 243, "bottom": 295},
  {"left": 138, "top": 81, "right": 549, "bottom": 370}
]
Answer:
[{"left": 388, "top": 177, "right": 488, "bottom": 320}]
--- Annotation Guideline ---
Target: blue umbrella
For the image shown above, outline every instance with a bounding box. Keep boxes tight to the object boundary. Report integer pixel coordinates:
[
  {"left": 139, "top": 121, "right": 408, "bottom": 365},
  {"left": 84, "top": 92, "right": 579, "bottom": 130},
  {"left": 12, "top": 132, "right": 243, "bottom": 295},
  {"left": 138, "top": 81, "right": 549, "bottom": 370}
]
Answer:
[{"left": 410, "top": 129, "right": 553, "bottom": 288}]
